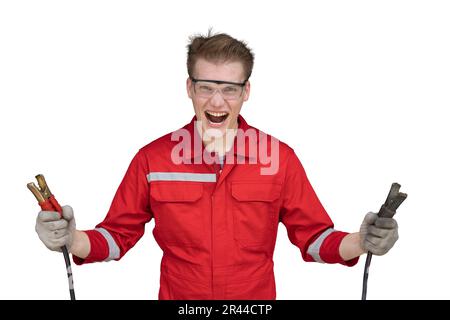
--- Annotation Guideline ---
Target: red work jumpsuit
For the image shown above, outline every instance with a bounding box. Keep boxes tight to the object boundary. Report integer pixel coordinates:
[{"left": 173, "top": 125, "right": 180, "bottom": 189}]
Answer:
[{"left": 74, "top": 115, "right": 358, "bottom": 299}]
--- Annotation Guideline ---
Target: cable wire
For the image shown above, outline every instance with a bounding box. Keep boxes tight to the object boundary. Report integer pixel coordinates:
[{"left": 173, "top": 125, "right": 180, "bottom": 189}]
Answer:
[
  {"left": 361, "top": 252, "right": 372, "bottom": 300},
  {"left": 61, "top": 245, "right": 76, "bottom": 300}
]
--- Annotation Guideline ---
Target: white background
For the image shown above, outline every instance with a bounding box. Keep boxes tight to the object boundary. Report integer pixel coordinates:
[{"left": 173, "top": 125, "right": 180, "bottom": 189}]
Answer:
[{"left": 1, "top": 0, "right": 449, "bottom": 300}]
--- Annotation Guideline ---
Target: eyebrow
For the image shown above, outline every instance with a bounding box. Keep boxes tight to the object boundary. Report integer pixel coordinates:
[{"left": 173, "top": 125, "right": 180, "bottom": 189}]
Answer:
[{"left": 190, "top": 78, "right": 247, "bottom": 86}]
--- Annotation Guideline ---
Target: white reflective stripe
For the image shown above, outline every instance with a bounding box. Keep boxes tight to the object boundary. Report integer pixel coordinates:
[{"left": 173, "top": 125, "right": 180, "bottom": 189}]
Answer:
[
  {"left": 147, "top": 172, "right": 216, "bottom": 182},
  {"left": 307, "top": 228, "right": 336, "bottom": 263},
  {"left": 95, "top": 228, "right": 120, "bottom": 261}
]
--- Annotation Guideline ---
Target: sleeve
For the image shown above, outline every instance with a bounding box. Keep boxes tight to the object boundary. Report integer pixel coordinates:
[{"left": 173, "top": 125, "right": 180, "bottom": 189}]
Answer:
[
  {"left": 279, "top": 149, "right": 358, "bottom": 266},
  {"left": 73, "top": 149, "right": 153, "bottom": 265}
]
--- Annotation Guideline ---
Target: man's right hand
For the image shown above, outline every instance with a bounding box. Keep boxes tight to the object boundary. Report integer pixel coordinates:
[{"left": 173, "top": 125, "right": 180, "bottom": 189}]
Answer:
[{"left": 35, "top": 205, "right": 76, "bottom": 252}]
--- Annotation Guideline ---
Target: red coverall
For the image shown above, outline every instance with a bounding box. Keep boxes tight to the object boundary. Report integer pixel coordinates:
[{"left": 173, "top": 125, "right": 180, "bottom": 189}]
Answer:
[{"left": 74, "top": 115, "right": 358, "bottom": 299}]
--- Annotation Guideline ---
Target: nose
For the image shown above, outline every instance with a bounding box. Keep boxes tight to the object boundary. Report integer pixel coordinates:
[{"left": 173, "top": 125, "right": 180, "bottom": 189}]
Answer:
[{"left": 209, "top": 89, "right": 226, "bottom": 107}]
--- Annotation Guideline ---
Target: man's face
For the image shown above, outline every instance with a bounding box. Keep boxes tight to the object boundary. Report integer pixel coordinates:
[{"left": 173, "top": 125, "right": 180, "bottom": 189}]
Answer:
[{"left": 187, "top": 58, "right": 250, "bottom": 137}]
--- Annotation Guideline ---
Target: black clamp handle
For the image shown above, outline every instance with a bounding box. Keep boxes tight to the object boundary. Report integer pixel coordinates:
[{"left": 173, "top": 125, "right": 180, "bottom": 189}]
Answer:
[{"left": 378, "top": 183, "right": 408, "bottom": 218}]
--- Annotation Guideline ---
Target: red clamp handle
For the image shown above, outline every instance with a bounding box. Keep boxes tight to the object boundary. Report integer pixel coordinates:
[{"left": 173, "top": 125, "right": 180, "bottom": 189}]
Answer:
[{"left": 39, "top": 195, "right": 63, "bottom": 216}]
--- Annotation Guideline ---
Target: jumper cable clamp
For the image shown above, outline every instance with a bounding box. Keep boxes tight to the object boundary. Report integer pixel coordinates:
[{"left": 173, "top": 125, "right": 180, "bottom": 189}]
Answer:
[{"left": 27, "top": 174, "right": 76, "bottom": 300}]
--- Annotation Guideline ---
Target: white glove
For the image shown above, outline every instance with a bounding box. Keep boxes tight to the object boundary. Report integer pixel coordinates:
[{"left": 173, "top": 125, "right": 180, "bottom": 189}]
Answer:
[
  {"left": 360, "top": 212, "right": 399, "bottom": 256},
  {"left": 35, "top": 205, "right": 76, "bottom": 252}
]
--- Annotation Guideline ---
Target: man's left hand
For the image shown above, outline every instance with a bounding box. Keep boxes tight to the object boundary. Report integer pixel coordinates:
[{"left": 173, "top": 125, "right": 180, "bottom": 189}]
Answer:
[{"left": 360, "top": 212, "right": 399, "bottom": 255}]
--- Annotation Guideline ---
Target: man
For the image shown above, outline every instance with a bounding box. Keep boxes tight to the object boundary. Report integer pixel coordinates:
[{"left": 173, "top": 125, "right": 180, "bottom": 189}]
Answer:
[{"left": 35, "top": 31, "right": 398, "bottom": 299}]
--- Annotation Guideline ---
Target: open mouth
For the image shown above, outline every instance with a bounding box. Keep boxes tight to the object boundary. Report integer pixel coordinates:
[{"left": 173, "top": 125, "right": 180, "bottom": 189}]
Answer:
[{"left": 204, "top": 110, "right": 229, "bottom": 124}]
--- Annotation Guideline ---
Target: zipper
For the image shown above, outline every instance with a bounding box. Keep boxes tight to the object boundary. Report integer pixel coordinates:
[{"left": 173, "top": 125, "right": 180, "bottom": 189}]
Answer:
[
  {"left": 211, "top": 161, "right": 221, "bottom": 299},
  {"left": 211, "top": 161, "right": 222, "bottom": 298},
  {"left": 210, "top": 194, "right": 214, "bottom": 299}
]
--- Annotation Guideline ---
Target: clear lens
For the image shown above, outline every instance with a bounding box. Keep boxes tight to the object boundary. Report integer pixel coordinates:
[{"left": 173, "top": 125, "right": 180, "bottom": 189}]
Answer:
[{"left": 194, "top": 81, "right": 243, "bottom": 100}]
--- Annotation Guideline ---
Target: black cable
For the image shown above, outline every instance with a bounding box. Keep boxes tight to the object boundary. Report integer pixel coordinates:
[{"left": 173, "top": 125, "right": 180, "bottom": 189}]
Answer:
[
  {"left": 61, "top": 245, "right": 76, "bottom": 300},
  {"left": 361, "top": 252, "right": 372, "bottom": 300}
]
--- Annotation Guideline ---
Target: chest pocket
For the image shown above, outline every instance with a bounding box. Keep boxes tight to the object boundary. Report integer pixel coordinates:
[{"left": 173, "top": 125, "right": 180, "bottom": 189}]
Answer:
[
  {"left": 150, "top": 182, "right": 205, "bottom": 247},
  {"left": 231, "top": 182, "right": 282, "bottom": 247}
]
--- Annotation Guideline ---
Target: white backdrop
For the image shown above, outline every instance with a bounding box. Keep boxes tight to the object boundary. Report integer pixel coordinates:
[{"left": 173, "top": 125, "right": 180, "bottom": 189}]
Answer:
[{"left": 1, "top": 0, "right": 449, "bottom": 300}]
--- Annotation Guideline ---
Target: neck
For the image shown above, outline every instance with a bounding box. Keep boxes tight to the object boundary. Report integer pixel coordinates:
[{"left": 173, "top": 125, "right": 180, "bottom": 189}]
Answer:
[
  {"left": 204, "top": 128, "right": 237, "bottom": 157},
  {"left": 196, "top": 120, "right": 238, "bottom": 157}
]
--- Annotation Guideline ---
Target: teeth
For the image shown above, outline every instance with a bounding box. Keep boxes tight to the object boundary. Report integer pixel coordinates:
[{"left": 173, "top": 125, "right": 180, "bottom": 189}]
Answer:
[{"left": 206, "top": 111, "right": 228, "bottom": 117}]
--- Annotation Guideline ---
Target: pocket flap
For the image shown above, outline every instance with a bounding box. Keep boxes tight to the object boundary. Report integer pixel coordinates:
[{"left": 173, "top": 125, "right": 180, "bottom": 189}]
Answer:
[
  {"left": 151, "top": 182, "right": 203, "bottom": 202},
  {"left": 231, "top": 182, "right": 282, "bottom": 202}
]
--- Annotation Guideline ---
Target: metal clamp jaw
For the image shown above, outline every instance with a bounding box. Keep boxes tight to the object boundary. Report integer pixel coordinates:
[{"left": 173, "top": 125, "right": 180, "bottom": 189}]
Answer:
[
  {"left": 378, "top": 183, "right": 408, "bottom": 218},
  {"left": 27, "top": 174, "right": 62, "bottom": 215},
  {"left": 27, "top": 174, "right": 53, "bottom": 203}
]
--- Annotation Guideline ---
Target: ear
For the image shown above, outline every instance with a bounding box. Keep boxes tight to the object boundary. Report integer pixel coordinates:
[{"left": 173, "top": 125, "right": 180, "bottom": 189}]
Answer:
[
  {"left": 186, "top": 77, "right": 193, "bottom": 99},
  {"left": 243, "top": 80, "right": 251, "bottom": 101}
]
